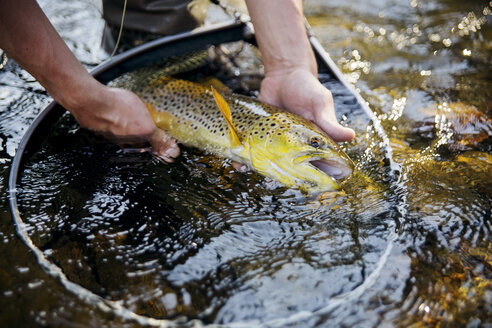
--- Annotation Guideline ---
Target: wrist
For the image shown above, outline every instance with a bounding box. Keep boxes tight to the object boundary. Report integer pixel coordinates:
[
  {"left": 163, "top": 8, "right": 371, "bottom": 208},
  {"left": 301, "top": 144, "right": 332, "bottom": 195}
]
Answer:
[
  {"left": 48, "top": 73, "right": 115, "bottom": 131},
  {"left": 260, "top": 36, "right": 318, "bottom": 79},
  {"left": 46, "top": 70, "right": 103, "bottom": 113},
  {"left": 246, "top": 0, "right": 317, "bottom": 77},
  {"left": 263, "top": 62, "right": 317, "bottom": 80}
]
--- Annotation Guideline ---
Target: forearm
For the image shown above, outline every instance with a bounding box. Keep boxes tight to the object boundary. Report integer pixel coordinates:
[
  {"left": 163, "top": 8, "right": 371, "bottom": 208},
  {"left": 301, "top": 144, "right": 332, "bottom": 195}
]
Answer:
[
  {"left": 244, "top": 0, "right": 355, "bottom": 141},
  {"left": 0, "top": 0, "right": 101, "bottom": 112},
  {"left": 0, "top": 0, "right": 181, "bottom": 158},
  {"left": 245, "top": 0, "right": 316, "bottom": 76}
]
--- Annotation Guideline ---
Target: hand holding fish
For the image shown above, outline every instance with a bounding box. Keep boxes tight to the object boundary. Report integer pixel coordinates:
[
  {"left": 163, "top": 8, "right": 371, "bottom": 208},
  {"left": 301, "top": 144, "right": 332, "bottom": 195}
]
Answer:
[
  {"left": 245, "top": 0, "right": 354, "bottom": 142},
  {"left": 1, "top": 0, "right": 352, "bottom": 170},
  {"left": 259, "top": 68, "right": 355, "bottom": 142},
  {"left": 0, "top": 0, "right": 180, "bottom": 162},
  {"left": 70, "top": 86, "right": 180, "bottom": 162}
]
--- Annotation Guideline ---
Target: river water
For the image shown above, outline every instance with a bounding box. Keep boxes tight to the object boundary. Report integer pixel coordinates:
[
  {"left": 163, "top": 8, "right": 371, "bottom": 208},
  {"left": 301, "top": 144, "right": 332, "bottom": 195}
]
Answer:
[{"left": 0, "top": 0, "right": 490, "bottom": 327}]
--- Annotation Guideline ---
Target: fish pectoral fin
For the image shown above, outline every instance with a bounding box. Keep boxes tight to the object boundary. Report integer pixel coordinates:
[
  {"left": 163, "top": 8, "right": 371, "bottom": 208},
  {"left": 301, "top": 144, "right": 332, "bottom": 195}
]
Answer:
[
  {"left": 211, "top": 86, "right": 242, "bottom": 148},
  {"left": 145, "top": 102, "right": 173, "bottom": 131}
]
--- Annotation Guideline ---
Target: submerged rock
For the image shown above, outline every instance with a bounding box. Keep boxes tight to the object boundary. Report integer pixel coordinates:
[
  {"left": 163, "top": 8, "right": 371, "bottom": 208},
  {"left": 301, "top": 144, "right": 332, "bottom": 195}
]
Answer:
[{"left": 414, "top": 102, "right": 491, "bottom": 151}]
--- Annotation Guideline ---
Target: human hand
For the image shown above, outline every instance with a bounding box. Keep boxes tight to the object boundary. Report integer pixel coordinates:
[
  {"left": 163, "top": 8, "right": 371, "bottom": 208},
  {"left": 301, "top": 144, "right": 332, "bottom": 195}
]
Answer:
[
  {"left": 259, "top": 68, "right": 355, "bottom": 142},
  {"left": 67, "top": 83, "right": 180, "bottom": 162},
  {"left": 0, "top": 0, "right": 178, "bottom": 162}
]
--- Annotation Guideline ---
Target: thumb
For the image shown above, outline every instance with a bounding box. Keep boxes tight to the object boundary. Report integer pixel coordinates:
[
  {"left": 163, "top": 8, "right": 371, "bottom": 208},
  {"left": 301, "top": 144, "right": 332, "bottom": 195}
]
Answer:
[
  {"left": 149, "top": 128, "right": 180, "bottom": 163},
  {"left": 315, "top": 110, "right": 355, "bottom": 142}
]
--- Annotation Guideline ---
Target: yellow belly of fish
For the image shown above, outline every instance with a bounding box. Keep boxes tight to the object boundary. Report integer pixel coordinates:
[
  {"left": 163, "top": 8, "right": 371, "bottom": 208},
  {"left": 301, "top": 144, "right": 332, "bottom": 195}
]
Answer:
[{"left": 145, "top": 103, "right": 246, "bottom": 162}]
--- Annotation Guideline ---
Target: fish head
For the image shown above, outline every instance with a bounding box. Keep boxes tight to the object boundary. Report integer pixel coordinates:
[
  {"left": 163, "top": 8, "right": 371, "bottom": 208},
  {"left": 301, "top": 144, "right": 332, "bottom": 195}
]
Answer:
[{"left": 247, "top": 112, "right": 354, "bottom": 193}]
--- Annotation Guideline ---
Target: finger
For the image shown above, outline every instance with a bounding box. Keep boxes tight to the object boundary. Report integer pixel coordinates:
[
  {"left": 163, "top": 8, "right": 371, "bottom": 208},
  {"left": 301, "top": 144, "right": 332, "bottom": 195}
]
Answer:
[
  {"left": 231, "top": 161, "right": 248, "bottom": 172},
  {"left": 314, "top": 89, "right": 355, "bottom": 142},
  {"left": 153, "top": 154, "right": 175, "bottom": 164},
  {"left": 149, "top": 128, "right": 180, "bottom": 162},
  {"left": 120, "top": 145, "right": 152, "bottom": 153},
  {"left": 318, "top": 119, "right": 355, "bottom": 142},
  {"left": 97, "top": 130, "right": 149, "bottom": 146}
]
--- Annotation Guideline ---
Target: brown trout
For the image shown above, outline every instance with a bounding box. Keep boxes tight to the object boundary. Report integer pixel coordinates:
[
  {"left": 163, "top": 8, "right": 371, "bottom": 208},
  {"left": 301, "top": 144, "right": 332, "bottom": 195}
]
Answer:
[{"left": 121, "top": 71, "right": 354, "bottom": 193}]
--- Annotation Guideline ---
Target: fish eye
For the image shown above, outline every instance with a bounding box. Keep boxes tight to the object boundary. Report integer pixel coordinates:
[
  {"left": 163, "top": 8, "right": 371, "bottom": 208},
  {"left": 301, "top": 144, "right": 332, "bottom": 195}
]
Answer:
[{"left": 310, "top": 137, "right": 321, "bottom": 148}]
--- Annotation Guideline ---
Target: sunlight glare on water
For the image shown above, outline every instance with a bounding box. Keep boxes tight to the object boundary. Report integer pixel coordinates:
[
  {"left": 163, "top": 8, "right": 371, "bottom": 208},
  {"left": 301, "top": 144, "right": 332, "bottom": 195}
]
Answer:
[{"left": 0, "top": 0, "right": 490, "bottom": 327}]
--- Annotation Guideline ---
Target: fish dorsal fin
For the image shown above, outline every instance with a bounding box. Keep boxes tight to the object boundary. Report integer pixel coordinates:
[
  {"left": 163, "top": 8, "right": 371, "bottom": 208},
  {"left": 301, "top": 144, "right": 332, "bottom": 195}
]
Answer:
[
  {"left": 197, "top": 77, "right": 232, "bottom": 95},
  {"left": 211, "top": 86, "right": 242, "bottom": 147}
]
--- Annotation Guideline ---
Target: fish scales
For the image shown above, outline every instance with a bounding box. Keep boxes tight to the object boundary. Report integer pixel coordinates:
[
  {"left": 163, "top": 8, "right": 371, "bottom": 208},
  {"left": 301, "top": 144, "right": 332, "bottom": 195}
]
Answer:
[
  {"left": 140, "top": 77, "right": 280, "bottom": 155},
  {"left": 128, "top": 72, "right": 354, "bottom": 193}
]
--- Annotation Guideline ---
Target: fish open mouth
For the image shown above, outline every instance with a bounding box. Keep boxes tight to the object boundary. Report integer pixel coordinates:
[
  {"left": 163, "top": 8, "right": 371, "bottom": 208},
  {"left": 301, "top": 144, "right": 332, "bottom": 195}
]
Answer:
[{"left": 310, "top": 159, "right": 352, "bottom": 180}]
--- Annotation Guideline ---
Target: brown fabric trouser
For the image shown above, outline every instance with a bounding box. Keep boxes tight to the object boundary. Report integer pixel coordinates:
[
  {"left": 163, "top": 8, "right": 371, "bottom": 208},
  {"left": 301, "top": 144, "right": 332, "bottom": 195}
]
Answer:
[{"left": 102, "top": 0, "right": 199, "bottom": 53}]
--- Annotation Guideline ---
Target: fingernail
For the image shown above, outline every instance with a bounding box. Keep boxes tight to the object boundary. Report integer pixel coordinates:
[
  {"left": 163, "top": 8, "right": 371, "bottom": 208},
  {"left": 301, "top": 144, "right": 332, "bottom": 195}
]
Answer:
[{"left": 164, "top": 146, "right": 179, "bottom": 158}]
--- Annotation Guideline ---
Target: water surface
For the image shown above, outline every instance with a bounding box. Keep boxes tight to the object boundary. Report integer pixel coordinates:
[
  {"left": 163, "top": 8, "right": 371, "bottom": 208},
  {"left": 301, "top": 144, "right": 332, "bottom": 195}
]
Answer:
[{"left": 0, "top": 0, "right": 490, "bottom": 327}]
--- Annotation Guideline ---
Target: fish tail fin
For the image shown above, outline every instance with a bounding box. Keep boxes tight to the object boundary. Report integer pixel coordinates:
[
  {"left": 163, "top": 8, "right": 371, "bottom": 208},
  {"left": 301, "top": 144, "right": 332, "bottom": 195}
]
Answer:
[
  {"left": 111, "top": 50, "right": 208, "bottom": 90},
  {"left": 211, "top": 86, "right": 242, "bottom": 147},
  {"left": 147, "top": 50, "right": 208, "bottom": 84}
]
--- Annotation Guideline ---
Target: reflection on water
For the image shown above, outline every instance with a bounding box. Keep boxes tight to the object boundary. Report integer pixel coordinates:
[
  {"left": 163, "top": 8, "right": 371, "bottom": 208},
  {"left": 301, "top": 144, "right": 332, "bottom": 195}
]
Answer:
[
  {"left": 18, "top": 65, "right": 395, "bottom": 324},
  {"left": 1, "top": 0, "right": 491, "bottom": 327}
]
